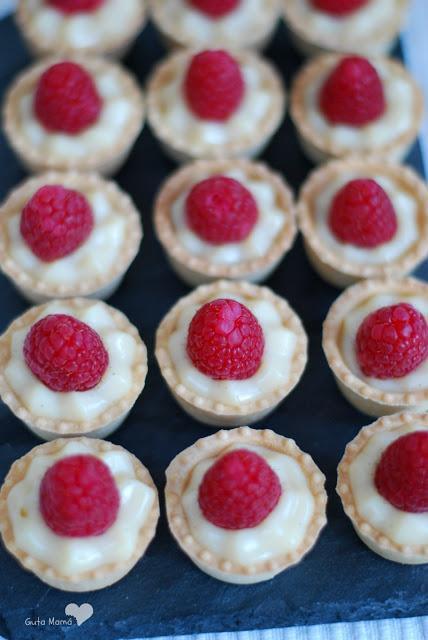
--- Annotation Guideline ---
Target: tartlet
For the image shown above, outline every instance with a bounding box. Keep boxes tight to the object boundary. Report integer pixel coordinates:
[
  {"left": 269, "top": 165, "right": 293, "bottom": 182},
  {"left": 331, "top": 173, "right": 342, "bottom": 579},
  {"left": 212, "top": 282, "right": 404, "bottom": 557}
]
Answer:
[
  {"left": 0, "top": 298, "right": 148, "bottom": 440},
  {"left": 155, "top": 280, "right": 307, "bottom": 427},
  {"left": 337, "top": 413, "right": 428, "bottom": 564},
  {"left": 323, "top": 277, "right": 428, "bottom": 417},
  {"left": 3, "top": 55, "right": 145, "bottom": 175},
  {"left": 298, "top": 158, "right": 428, "bottom": 288},
  {"left": 16, "top": 0, "right": 147, "bottom": 59},
  {"left": 147, "top": 48, "right": 285, "bottom": 163},
  {"left": 0, "top": 437, "right": 160, "bottom": 591},
  {"left": 154, "top": 159, "right": 297, "bottom": 286},
  {"left": 166, "top": 426, "right": 327, "bottom": 583},
  {"left": 290, "top": 53, "right": 424, "bottom": 164},
  {"left": 0, "top": 172, "right": 142, "bottom": 303}
]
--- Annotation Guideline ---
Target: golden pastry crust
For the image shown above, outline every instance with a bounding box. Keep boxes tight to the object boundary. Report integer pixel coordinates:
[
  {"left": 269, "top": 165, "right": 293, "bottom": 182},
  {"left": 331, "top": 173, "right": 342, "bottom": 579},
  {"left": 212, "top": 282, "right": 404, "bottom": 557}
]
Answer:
[
  {"left": 155, "top": 280, "right": 308, "bottom": 427},
  {"left": 3, "top": 55, "right": 145, "bottom": 175},
  {"left": 154, "top": 159, "right": 297, "bottom": 286},
  {"left": 290, "top": 54, "right": 424, "bottom": 164},
  {"left": 0, "top": 437, "right": 160, "bottom": 591},
  {"left": 298, "top": 158, "right": 428, "bottom": 288},
  {"left": 146, "top": 48, "right": 285, "bottom": 163},
  {"left": 16, "top": 0, "right": 147, "bottom": 59},
  {"left": 323, "top": 277, "right": 428, "bottom": 417},
  {"left": 166, "top": 426, "right": 327, "bottom": 584},
  {"left": 0, "top": 298, "right": 148, "bottom": 439},
  {"left": 337, "top": 413, "right": 428, "bottom": 564},
  {"left": 0, "top": 171, "right": 142, "bottom": 303}
]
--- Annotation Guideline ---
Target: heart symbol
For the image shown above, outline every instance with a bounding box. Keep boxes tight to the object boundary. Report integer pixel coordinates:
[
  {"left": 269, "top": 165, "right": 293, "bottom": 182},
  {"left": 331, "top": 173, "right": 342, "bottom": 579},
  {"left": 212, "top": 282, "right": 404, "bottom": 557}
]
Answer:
[{"left": 65, "top": 603, "right": 94, "bottom": 627}]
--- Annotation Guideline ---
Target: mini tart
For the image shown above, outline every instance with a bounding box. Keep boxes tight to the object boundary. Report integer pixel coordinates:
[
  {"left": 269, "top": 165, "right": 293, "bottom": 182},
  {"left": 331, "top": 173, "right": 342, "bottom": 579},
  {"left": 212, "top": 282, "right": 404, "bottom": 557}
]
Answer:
[
  {"left": 146, "top": 49, "right": 285, "bottom": 164},
  {"left": 323, "top": 277, "right": 428, "bottom": 417},
  {"left": 149, "top": 0, "right": 280, "bottom": 50},
  {"left": 0, "top": 172, "right": 142, "bottom": 303},
  {"left": 16, "top": 0, "right": 147, "bottom": 59},
  {"left": 0, "top": 437, "right": 160, "bottom": 591},
  {"left": 290, "top": 54, "right": 424, "bottom": 164},
  {"left": 298, "top": 158, "right": 428, "bottom": 288},
  {"left": 0, "top": 298, "right": 148, "bottom": 440},
  {"left": 154, "top": 159, "right": 297, "bottom": 286},
  {"left": 282, "top": 0, "right": 409, "bottom": 58},
  {"left": 337, "top": 413, "right": 428, "bottom": 564},
  {"left": 165, "top": 427, "right": 327, "bottom": 584},
  {"left": 155, "top": 280, "right": 308, "bottom": 427},
  {"left": 3, "top": 55, "right": 145, "bottom": 175}
]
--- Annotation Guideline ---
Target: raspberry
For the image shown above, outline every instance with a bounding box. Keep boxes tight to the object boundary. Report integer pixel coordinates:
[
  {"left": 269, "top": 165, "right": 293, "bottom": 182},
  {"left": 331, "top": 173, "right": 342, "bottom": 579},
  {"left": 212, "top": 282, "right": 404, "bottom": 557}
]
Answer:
[
  {"left": 40, "top": 455, "right": 120, "bottom": 537},
  {"left": 184, "top": 50, "right": 245, "bottom": 121},
  {"left": 186, "top": 176, "right": 258, "bottom": 244},
  {"left": 24, "top": 314, "right": 109, "bottom": 392},
  {"left": 356, "top": 303, "right": 428, "bottom": 379},
  {"left": 319, "top": 56, "right": 386, "bottom": 126},
  {"left": 375, "top": 432, "right": 428, "bottom": 513},
  {"left": 187, "top": 298, "right": 264, "bottom": 380},
  {"left": 20, "top": 185, "right": 94, "bottom": 262},
  {"left": 198, "top": 449, "right": 282, "bottom": 529},
  {"left": 328, "top": 179, "right": 397, "bottom": 248},
  {"left": 189, "top": 0, "right": 240, "bottom": 17},
  {"left": 34, "top": 61, "right": 102, "bottom": 134},
  {"left": 311, "top": 0, "right": 369, "bottom": 16},
  {"left": 47, "top": 0, "right": 104, "bottom": 13}
]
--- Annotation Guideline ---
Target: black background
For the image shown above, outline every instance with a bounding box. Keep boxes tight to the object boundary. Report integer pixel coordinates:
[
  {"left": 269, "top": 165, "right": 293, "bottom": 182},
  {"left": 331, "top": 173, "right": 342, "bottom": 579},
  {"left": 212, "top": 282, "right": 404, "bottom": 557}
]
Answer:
[{"left": 0, "top": 12, "right": 426, "bottom": 640}]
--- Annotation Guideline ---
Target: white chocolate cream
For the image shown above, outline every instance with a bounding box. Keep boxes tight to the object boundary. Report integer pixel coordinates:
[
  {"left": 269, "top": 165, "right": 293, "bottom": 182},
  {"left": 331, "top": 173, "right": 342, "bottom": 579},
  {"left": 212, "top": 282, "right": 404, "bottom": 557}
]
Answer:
[
  {"left": 305, "top": 61, "right": 414, "bottom": 152},
  {"left": 18, "top": 70, "right": 133, "bottom": 159},
  {"left": 349, "top": 423, "right": 428, "bottom": 546},
  {"left": 7, "top": 440, "right": 155, "bottom": 576},
  {"left": 4, "top": 300, "right": 138, "bottom": 421},
  {"left": 342, "top": 294, "right": 428, "bottom": 393},
  {"left": 171, "top": 169, "right": 285, "bottom": 264},
  {"left": 182, "top": 444, "right": 314, "bottom": 565},
  {"left": 168, "top": 295, "right": 297, "bottom": 406},
  {"left": 314, "top": 174, "right": 418, "bottom": 264},
  {"left": 7, "top": 188, "right": 126, "bottom": 287},
  {"left": 23, "top": 0, "right": 142, "bottom": 50}
]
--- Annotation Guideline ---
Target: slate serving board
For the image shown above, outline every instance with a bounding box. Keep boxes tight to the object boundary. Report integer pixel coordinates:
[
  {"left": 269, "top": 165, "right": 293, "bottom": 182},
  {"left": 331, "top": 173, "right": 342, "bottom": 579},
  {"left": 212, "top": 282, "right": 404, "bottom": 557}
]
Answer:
[{"left": 0, "top": 13, "right": 426, "bottom": 640}]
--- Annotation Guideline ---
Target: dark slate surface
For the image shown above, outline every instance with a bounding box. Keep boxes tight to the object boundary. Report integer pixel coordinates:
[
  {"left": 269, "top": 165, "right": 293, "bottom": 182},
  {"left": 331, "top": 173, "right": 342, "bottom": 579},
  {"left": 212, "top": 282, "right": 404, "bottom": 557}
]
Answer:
[{"left": 0, "top": 13, "right": 427, "bottom": 640}]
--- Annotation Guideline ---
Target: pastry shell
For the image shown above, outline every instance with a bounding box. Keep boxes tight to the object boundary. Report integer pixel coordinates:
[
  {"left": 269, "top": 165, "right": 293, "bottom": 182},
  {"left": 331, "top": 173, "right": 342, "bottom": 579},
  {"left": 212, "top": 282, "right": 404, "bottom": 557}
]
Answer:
[
  {"left": 165, "top": 426, "right": 327, "bottom": 584},
  {"left": 0, "top": 171, "right": 143, "bottom": 303},
  {"left": 290, "top": 54, "right": 424, "bottom": 165},
  {"left": 16, "top": 0, "right": 147, "bottom": 59},
  {"left": 0, "top": 437, "right": 160, "bottom": 591},
  {"left": 154, "top": 159, "right": 297, "bottom": 286},
  {"left": 0, "top": 298, "right": 148, "bottom": 440},
  {"left": 3, "top": 55, "right": 145, "bottom": 176},
  {"left": 298, "top": 158, "right": 428, "bottom": 288},
  {"left": 323, "top": 277, "right": 428, "bottom": 417},
  {"left": 337, "top": 412, "right": 428, "bottom": 564},
  {"left": 146, "top": 49, "right": 285, "bottom": 164},
  {"left": 155, "top": 280, "right": 308, "bottom": 427}
]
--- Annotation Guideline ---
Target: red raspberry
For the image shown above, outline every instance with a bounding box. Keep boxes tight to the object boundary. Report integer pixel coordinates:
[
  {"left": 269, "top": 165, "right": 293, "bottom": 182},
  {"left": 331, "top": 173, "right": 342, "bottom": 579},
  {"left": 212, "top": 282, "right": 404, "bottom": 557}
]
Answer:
[
  {"left": 375, "top": 431, "right": 428, "bottom": 513},
  {"left": 189, "top": 0, "right": 240, "bottom": 17},
  {"left": 47, "top": 0, "right": 104, "bottom": 13},
  {"left": 319, "top": 56, "right": 386, "bottom": 126},
  {"left": 311, "top": 0, "right": 369, "bottom": 16},
  {"left": 34, "top": 61, "right": 102, "bottom": 134},
  {"left": 184, "top": 50, "right": 245, "bottom": 121},
  {"left": 328, "top": 179, "right": 397, "bottom": 248},
  {"left": 356, "top": 303, "right": 428, "bottom": 379},
  {"left": 20, "top": 185, "right": 94, "bottom": 262},
  {"left": 24, "top": 314, "right": 109, "bottom": 392},
  {"left": 187, "top": 298, "right": 264, "bottom": 380},
  {"left": 40, "top": 454, "right": 120, "bottom": 537},
  {"left": 198, "top": 449, "right": 282, "bottom": 529},
  {"left": 186, "top": 176, "right": 258, "bottom": 244}
]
